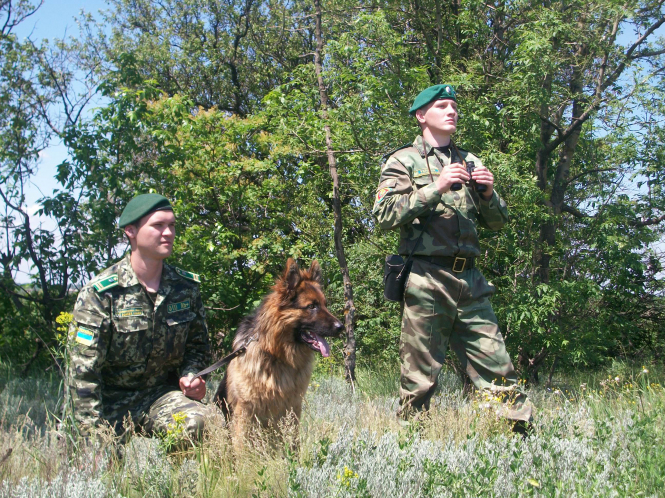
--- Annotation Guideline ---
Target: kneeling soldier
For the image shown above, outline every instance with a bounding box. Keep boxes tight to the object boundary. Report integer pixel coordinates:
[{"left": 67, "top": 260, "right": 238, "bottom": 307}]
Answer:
[{"left": 66, "top": 194, "right": 211, "bottom": 440}]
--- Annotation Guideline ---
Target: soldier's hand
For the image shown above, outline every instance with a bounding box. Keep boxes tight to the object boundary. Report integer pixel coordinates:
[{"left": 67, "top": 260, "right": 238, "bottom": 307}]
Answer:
[
  {"left": 436, "top": 162, "right": 470, "bottom": 194},
  {"left": 180, "top": 375, "right": 206, "bottom": 401},
  {"left": 470, "top": 164, "right": 494, "bottom": 198}
]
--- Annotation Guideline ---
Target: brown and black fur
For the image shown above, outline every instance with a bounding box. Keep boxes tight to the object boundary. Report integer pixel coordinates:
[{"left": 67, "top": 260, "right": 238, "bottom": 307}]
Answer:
[{"left": 214, "top": 258, "right": 343, "bottom": 441}]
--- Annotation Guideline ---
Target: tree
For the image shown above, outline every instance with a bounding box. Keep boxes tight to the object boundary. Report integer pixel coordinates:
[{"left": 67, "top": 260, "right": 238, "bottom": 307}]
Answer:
[{"left": 0, "top": 0, "right": 99, "bottom": 369}]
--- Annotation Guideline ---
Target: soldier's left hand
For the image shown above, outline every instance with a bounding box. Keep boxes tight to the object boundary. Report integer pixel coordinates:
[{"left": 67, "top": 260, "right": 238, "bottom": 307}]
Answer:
[
  {"left": 471, "top": 164, "right": 494, "bottom": 199},
  {"left": 180, "top": 375, "right": 206, "bottom": 400}
]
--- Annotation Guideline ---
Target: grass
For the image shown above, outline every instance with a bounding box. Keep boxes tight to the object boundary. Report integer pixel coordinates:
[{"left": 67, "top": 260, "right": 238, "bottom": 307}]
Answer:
[{"left": 0, "top": 360, "right": 663, "bottom": 497}]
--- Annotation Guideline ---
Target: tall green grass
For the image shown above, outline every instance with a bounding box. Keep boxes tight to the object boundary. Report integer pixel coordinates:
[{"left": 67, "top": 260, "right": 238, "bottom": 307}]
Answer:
[{"left": 0, "top": 361, "right": 663, "bottom": 496}]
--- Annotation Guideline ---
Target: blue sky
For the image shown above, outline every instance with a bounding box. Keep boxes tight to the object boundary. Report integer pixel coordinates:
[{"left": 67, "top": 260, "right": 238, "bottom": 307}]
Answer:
[
  {"left": 14, "top": 0, "right": 108, "bottom": 208},
  {"left": 11, "top": 1, "right": 108, "bottom": 282},
  {"left": 14, "top": 0, "right": 108, "bottom": 42}
]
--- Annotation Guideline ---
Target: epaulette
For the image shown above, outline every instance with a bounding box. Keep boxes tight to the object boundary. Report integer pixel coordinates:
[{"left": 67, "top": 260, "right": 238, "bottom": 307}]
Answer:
[
  {"left": 93, "top": 274, "right": 119, "bottom": 293},
  {"left": 381, "top": 143, "right": 413, "bottom": 162},
  {"left": 174, "top": 267, "right": 201, "bottom": 283}
]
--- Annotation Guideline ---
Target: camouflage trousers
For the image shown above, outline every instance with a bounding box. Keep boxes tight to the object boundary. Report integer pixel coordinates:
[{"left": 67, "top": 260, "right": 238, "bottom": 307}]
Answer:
[
  {"left": 399, "top": 258, "right": 532, "bottom": 422},
  {"left": 104, "top": 387, "right": 211, "bottom": 440}
]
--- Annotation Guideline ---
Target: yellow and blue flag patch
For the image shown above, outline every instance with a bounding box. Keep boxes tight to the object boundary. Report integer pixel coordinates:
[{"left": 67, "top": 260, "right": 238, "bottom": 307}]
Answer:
[{"left": 75, "top": 326, "right": 95, "bottom": 346}]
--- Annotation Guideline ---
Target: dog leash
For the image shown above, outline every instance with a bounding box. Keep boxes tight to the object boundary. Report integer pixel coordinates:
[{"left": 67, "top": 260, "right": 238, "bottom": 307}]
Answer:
[{"left": 191, "top": 332, "right": 259, "bottom": 380}]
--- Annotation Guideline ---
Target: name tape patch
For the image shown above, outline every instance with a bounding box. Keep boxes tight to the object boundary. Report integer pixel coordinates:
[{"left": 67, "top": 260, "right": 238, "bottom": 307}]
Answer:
[
  {"left": 75, "top": 327, "right": 95, "bottom": 346},
  {"left": 413, "top": 167, "right": 440, "bottom": 178},
  {"left": 115, "top": 307, "right": 145, "bottom": 318},
  {"left": 167, "top": 299, "right": 191, "bottom": 314}
]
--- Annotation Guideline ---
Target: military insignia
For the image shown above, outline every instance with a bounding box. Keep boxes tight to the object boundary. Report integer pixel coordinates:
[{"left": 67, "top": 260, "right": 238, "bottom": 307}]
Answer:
[
  {"left": 174, "top": 267, "right": 201, "bottom": 283},
  {"left": 75, "top": 326, "right": 95, "bottom": 346},
  {"left": 414, "top": 168, "right": 439, "bottom": 178},
  {"left": 93, "top": 274, "right": 119, "bottom": 293},
  {"left": 446, "top": 86, "right": 451, "bottom": 93},
  {"left": 375, "top": 187, "right": 394, "bottom": 204},
  {"left": 167, "top": 299, "right": 191, "bottom": 313},
  {"left": 115, "top": 307, "right": 145, "bottom": 318}
]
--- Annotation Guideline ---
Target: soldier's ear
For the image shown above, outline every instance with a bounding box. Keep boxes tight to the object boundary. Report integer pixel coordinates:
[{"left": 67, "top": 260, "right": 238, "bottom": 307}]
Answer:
[{"left": 124, "top": 225, "right": 137, "bottom": 242}]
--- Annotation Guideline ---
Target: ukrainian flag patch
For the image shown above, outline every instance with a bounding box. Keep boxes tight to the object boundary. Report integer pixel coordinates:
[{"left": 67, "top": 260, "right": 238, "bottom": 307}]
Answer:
[
  {"left": 167, "top": 299, "right": 191, "bottom": 313},
  {"left": 75, "top": 327, "right": 95, "bottom": 346}
]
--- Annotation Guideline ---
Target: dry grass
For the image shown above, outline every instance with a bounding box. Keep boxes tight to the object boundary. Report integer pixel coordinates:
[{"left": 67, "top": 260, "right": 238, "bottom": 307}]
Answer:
[{"left": 0, "top": 362, "right": 664, "bottom": 496}]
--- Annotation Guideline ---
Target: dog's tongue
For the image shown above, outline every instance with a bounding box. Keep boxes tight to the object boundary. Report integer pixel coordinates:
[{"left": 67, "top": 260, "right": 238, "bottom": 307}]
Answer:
[{"left": 313, "top": 333, "right": 331, "bottom": 357}]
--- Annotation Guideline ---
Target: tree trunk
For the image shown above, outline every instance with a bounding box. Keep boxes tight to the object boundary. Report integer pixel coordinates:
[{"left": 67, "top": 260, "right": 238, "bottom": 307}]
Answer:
[{"left": 313, "top": 0, "right": 356, "bottom": 383}]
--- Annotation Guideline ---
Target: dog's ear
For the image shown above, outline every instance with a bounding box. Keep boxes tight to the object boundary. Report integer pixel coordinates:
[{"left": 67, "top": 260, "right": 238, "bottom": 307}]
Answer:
[
  {"left": 282, "top": 258, "right": 301, "bottom": 291},
  {"left": 309, "top": 260, "right": 322, "bottom": 284}
]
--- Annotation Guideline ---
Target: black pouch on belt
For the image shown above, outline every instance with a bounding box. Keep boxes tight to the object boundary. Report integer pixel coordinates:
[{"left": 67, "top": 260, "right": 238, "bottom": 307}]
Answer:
[{"left": 383, "top": 255, "right": 413, "bottom": 302}]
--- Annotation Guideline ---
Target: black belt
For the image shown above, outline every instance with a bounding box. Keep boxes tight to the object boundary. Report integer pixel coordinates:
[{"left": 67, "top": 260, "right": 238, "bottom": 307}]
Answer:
[{"left": 412, "top": 255, "right": 475, "bottom": 272}]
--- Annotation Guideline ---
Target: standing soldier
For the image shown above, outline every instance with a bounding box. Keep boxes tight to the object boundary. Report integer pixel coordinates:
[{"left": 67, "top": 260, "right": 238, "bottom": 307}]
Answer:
[
  {"left": 373, "top": 85, "right": 532, "bottom": 429},
  {"left": 66, "top": 194, "right": 211, "bottom": 440}
]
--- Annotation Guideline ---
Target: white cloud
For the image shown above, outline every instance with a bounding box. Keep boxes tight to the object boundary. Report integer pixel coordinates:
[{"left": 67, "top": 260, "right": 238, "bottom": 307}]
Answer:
[{"left": 27, "top": 203, "right": 43, "bottom": 217}]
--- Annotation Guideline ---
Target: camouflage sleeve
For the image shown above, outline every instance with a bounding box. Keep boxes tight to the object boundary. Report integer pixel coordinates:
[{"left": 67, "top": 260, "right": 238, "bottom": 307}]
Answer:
[
  {"left": 372, "top": 155, "right": 442, "bottom": 230},
  {"left": 179, "top": 287, "right": 211, "bottom": 378},
  {"left": 477, "top": 190, "right": 509, "bottom": 230},
  {"left": 67, "top": 286, "right": 111, "bottom": 434}
]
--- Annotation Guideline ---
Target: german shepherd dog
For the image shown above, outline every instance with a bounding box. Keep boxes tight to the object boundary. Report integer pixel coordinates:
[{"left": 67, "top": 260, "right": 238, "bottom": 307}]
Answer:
[{"left": 214, "top": 258, "right": 343, "bottom": 442}]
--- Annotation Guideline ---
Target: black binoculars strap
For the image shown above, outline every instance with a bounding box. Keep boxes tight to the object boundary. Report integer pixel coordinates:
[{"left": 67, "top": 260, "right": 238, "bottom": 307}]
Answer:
[{"left": 450, "top": 140, "right": 466, "bottom": 168}]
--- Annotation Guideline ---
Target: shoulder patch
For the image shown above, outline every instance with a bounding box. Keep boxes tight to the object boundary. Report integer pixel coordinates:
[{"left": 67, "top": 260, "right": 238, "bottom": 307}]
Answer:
[
  {"left": 381, "top": 143, "right": 412, "bottom": 162},
  {"left": 174, "top": 267, "right": 201, "bottom": 283},
  {"left": 93, "top": 274, "right": 119, "bottom": 293},
  {"left": 375, "top": 186, "right": 394, "bottom": 204},
  {"left": 75, "top": 326, "right": 95, "bottom": 346}
]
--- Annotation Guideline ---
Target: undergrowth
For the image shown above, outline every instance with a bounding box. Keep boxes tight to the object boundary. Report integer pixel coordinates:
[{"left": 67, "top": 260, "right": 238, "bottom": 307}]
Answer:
[{"left": 0, "top": 361, "right": 663, "bottom": 496}]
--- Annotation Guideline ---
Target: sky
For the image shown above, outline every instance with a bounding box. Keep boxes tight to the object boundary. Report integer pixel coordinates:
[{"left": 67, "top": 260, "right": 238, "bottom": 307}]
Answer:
[
  {"left": 11, "top": 1, "right": 109, "bottom": 282},
  {"left": 14, "top": 0, "right": 109, "bottom": 208}
]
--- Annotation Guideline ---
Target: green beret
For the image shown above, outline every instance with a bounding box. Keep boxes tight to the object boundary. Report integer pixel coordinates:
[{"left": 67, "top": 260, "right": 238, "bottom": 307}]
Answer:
[
  {"left": 409, "top": 84, "right": 457, "bottom": 115},
  {"left": 119, "top": 194, "right": 173, "bottom": 228}
]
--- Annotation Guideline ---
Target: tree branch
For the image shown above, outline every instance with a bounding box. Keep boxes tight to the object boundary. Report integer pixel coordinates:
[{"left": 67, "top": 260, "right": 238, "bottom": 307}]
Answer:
[
  {"left": 564, "top": 168, "right": 618, "bottom": 186},
  {"left": 562, "top": 204, "right": 590, "bottom": 218},
  {"left": 631, "top": 214, "right": 665, "bottom": 227}
]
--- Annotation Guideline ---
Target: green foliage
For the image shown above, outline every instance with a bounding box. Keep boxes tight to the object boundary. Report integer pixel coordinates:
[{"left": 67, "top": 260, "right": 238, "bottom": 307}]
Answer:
[{"left": 2, "top": 0, "right": 665, "bottom": 374}]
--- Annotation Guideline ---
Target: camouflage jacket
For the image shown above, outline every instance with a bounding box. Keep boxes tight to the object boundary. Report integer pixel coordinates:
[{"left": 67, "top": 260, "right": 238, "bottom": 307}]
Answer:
[
  {"left": 372, "top": 136, "right": 509, "bottom": 258},
  {"left": 66, "top": 253, "right": 210, "bottom": 431}
]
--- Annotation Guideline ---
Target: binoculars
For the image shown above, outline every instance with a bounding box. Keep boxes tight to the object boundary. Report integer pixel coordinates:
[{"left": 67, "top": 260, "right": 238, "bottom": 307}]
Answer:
[{"left": 450, "top": 161, "right": 487, "bottom": 193}]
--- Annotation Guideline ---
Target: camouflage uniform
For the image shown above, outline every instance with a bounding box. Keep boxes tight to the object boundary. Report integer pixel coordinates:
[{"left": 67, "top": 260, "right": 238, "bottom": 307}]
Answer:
[
  {"left": 373, "top": 136, "right": 532, "bottom": 422},
  {"left": 66, "top": 253, "right": 212, "bottom": 438}
]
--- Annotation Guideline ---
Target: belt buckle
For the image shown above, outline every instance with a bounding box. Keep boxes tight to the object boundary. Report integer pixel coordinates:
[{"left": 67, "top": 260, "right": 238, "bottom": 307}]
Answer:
[{"left": 452, "top": 257, "right": 466, "bottom": 273}]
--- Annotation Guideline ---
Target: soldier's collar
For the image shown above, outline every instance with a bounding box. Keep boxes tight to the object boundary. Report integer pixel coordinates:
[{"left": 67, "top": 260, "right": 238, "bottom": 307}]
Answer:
[
  {"left": 116, "top": 253, "right": 141, "bottom": 287},
  {"left": 414, "top": 136, "right": 439, "bottom": 158},
  {"left": 162, "top": 263, "right": 183, "bottom": 282},
  {"left": 414, "top": 136, "right": 455, "bottom": 161},
  {"left": 118, "top": 252, "right": 172, "bottom": 288}
]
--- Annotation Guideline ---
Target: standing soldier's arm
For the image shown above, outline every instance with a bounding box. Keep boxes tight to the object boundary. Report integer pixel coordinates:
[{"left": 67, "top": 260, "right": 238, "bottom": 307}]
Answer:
[
  {"left": 179, "top": 288, "right": 211, "bottom": 378},
  {"left": 477, "top": 189, "right": 509, "bottom": 231},
  {"left": 67, "top": 286, "right": 111, "bottom": 434},
  {"left": 372, "top": 155, "right": 441, "bottom": 230}
]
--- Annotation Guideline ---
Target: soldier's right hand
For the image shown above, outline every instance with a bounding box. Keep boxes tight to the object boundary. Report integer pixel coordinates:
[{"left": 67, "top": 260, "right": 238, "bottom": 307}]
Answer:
[{"left": 436, "top": 162, "right": 470, "bottom": 194}]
